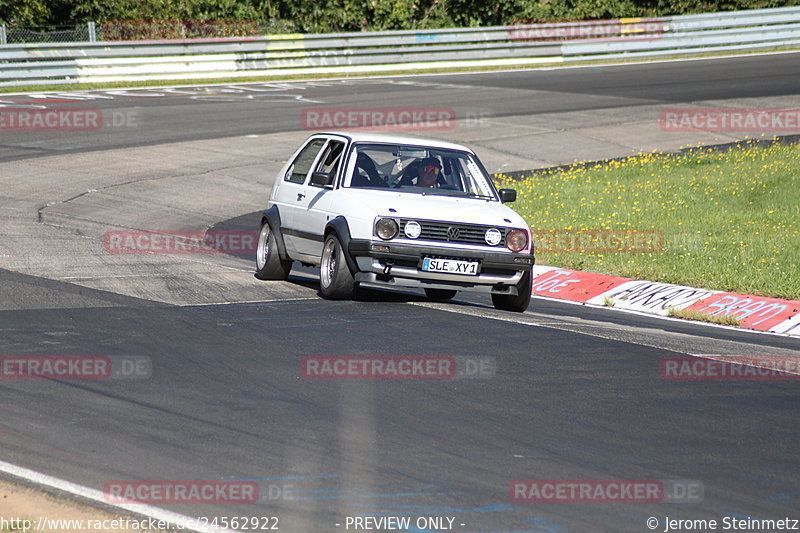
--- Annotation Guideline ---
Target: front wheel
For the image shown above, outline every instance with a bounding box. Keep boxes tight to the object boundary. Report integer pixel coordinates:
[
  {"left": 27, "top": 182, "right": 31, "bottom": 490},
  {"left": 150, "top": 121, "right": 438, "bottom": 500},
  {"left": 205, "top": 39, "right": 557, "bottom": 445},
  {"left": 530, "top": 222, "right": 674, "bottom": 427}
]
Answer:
[
  {"left": 255, "top": 223, "right": 291, "bottom": 280},
  {"left": 491, "top": 270, "right": 532, "bottom": 312},
  {"left": 319, "top": 234, "right": 358, "bottom": 300}
]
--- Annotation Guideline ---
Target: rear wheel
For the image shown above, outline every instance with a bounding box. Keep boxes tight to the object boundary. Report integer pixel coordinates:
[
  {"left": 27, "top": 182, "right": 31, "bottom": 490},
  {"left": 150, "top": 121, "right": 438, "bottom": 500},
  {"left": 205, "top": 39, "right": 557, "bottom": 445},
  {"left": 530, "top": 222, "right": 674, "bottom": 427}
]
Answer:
[
  {"left": 319, "top": 234, "right": 358, "bottom": 300},
  {"left": 255, "top": 223, "right": 291, "bottom": 280},
  {"left": 491, "top": 270, "right": 532, "bottom": 312},
  {"left": 424, "top": 288, "right": 457, "bottom": 301}
]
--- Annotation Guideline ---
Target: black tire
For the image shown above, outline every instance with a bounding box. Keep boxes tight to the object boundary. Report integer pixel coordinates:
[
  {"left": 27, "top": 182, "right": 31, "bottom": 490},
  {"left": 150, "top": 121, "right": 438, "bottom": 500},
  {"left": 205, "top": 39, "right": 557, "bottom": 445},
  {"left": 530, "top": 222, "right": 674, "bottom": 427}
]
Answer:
[
  {"left": 424, "top": 288, "right": 457, "bottom": 301},
  {"left": 491, "top": 270, "right": 532, "bottom": 312},
  {"left": 319, "top": 234, "right": 358, "bottom": 300},
  {"left": 255, "top": 223, "right": 291, "bottom": 280}
]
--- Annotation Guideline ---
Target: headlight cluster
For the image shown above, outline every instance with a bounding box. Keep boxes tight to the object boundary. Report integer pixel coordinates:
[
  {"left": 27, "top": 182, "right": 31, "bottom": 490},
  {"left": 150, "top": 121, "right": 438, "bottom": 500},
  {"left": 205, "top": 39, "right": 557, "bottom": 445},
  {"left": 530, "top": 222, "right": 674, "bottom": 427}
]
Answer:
[
  {"left": 375, "top": 218, "right": 399, "bottom": 240},
  {"left": 375, "top": 217, "right": 528, "bottom": 252},
  {"left": 506, "top": 229, "right": 528, "bottom": 252}
]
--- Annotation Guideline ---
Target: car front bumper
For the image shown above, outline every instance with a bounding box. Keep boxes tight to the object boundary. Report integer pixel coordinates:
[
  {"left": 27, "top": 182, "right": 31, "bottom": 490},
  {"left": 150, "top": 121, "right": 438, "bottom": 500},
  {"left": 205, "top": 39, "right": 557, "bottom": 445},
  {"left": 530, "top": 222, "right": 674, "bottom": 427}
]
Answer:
[{"left": 348, "top": 239, "right": 534, "bottom": 293}]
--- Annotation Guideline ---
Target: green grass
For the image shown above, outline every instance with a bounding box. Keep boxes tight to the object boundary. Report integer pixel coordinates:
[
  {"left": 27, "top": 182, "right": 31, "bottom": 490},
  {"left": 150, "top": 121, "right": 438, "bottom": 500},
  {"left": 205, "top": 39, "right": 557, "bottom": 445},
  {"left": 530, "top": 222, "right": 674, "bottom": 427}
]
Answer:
[
  {"left": 494, "top": 141, "right": 800, "bottom": 300},
  {"left": 668, "top": 308, "right": 743, "bottom": 326}
]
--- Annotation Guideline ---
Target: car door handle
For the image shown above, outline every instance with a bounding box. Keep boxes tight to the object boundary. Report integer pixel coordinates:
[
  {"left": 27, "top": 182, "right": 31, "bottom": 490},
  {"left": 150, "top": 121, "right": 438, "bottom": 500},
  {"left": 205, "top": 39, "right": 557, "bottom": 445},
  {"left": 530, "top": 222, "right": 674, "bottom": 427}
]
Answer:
[{"left": 296, "top": 193, "right": 305, "bottom": 201}]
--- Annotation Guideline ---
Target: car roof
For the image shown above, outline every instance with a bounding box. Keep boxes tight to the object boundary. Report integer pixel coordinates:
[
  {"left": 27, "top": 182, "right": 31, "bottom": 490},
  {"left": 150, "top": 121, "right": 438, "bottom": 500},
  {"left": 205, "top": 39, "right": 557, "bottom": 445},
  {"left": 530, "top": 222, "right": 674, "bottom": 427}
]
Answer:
[{"left": 313, "top": 131, "right": 474, "bottom": 153}]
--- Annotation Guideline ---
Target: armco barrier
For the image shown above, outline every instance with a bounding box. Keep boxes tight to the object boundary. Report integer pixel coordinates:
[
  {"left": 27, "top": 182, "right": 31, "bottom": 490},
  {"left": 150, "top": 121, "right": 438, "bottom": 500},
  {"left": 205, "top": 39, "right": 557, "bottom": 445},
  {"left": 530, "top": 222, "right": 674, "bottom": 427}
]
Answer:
[{"left": 1, "top": 6, "right": 799, "bottom": 86}]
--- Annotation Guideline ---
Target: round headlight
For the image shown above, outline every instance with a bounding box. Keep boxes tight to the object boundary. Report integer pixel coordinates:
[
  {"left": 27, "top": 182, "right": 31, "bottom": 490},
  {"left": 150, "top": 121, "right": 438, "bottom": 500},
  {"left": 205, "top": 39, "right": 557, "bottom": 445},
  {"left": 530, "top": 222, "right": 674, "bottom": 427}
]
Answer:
[
  {"left": 375, "top": 218, "right": 399, "bottom": 240},
  {"left": 485, "top": 228, "right": 502, "bottom": 246},
  {"left": 506, "top": 229, "right": 528, "bottom": 252},
  {"left": 404, "top": 220, "right": 421, "bottom": 239}
]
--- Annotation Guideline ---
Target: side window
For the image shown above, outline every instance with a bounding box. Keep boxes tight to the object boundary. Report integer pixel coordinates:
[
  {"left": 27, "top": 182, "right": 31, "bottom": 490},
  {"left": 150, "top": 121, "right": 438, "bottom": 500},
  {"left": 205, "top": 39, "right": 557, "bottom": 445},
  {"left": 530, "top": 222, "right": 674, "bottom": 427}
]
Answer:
[
  {"left": 285, "top": 139, "right": 326, "bottom": 184},
  {"left": 312, "top": 141, "right": 345, "bottom": 186}
]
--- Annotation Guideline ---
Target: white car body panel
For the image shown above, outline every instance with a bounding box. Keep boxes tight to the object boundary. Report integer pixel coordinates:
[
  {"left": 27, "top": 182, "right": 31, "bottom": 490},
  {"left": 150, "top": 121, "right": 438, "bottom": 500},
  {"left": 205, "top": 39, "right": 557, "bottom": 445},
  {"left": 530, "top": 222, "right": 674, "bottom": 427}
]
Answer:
[
  {"left": 261, "top": 131, "right": 535, "bottom": 307},
  {"left": 328, "top": 189, "right": 529, "bottom": 242}
]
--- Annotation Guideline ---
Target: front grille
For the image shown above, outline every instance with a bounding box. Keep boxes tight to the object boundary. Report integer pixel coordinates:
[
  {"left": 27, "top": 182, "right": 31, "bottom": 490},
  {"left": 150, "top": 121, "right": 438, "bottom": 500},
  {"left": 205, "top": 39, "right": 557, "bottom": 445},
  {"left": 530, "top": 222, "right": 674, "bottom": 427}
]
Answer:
[{"left": 399, "top": 219, "right": 509, "bottom": 247}]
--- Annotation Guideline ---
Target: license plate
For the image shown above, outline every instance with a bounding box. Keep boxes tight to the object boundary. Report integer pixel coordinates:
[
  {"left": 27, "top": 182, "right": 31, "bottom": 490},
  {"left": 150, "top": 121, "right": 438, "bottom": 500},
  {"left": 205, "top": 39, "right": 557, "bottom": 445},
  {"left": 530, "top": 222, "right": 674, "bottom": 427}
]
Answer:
[{"left": 421, "top": 257, "right": 479, "bottom": 276}]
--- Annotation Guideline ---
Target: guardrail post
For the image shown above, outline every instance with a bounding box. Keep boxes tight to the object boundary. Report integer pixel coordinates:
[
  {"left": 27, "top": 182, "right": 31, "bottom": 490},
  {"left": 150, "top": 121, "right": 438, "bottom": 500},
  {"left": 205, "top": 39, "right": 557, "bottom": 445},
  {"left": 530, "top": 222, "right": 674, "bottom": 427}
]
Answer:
[
  {"left": 1, "top": 24, "right": 7, "bottom": 45},
  {"left": 88, "top": 21, "right": 96, "bottom": 42}
]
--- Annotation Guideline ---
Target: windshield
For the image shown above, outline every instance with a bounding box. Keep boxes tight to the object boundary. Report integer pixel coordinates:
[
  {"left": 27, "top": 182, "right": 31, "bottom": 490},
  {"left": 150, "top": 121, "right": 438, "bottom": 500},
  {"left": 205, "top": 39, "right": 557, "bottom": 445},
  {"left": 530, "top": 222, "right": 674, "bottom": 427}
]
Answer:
[{"left": 345, "top": 143, "right": 498, "bottom": 200}]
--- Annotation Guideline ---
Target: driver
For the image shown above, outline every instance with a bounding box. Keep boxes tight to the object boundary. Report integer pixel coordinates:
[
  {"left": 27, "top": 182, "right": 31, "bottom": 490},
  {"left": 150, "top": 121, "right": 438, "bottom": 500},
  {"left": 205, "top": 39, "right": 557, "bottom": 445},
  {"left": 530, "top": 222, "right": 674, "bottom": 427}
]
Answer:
[{"left": 416, "top": 157, "right": 442, "bottom": 188}]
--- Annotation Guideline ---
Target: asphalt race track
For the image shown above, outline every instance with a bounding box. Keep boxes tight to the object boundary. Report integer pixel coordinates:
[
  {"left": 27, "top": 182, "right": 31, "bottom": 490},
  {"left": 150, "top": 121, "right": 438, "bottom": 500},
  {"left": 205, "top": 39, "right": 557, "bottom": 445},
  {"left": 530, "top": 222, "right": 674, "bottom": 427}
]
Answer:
[
  {"left": 1, "top": 54, "right": 799, "bottom": 532},
  {"left": 3, "top": 52, "right": 800, "bottom": 168}
]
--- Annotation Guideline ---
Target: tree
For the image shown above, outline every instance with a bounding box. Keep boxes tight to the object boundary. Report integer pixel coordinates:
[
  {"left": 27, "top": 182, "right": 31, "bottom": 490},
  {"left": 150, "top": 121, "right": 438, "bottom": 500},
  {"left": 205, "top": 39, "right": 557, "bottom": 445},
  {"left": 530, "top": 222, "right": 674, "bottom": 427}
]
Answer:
[{"left": 0, "top": 0, "right": 50, "bottom": 25}]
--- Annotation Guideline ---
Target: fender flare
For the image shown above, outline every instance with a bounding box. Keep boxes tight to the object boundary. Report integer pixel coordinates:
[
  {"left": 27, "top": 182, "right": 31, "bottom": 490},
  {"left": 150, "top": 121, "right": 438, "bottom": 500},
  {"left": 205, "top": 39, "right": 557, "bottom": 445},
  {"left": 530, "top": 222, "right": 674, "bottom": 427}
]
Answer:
[
  {"left": 261, "top": 206, "right": 289, "bottom": 262},
  {"left": 324, "top": 216, "right": 360, "bottom": 275}
]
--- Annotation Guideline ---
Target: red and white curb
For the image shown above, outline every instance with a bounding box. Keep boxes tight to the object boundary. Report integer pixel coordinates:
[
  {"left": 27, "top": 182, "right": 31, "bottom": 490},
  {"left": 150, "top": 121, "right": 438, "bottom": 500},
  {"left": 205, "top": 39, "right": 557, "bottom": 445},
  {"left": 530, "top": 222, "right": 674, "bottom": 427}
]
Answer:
[{"left": 531, "top": 265, "right": 800, "bottom": 338}]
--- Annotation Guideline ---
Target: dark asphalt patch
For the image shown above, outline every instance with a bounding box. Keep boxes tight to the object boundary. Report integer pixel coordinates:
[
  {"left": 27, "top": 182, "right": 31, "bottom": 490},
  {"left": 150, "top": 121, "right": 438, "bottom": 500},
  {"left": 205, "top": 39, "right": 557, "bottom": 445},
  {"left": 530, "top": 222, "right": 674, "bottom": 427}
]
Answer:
[{"left": 0, "top": 271, "right": 798, "bottom": 531}]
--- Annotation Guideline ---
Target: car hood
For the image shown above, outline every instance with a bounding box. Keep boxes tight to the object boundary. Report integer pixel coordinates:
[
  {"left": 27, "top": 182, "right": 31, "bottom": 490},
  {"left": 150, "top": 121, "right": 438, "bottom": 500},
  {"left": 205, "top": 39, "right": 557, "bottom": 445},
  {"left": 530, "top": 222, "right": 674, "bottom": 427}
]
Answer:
[{"left": 336, "top": 189, "right": 528, "bottom": 228}]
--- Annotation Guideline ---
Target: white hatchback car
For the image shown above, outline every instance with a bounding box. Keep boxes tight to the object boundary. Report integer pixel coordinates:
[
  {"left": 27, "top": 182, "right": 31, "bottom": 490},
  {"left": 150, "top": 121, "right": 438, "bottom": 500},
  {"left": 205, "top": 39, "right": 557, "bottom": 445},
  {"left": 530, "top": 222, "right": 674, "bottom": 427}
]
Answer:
[{"left": 256, "top": 132, "right": 534, "bottom": 311}]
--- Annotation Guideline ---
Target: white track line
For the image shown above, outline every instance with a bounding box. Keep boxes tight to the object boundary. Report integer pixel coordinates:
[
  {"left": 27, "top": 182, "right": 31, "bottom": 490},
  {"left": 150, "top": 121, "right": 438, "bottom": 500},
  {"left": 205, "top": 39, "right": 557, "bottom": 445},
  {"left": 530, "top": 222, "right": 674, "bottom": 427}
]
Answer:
[
  {"left": 179, "top": 296, "right": 319, "bottom": 306},
  {"left": 410, "top": 299, "right": 798, "bottom": 356},
  {"left": 0, "top": 460, "right": 233, "bottom": 533}
]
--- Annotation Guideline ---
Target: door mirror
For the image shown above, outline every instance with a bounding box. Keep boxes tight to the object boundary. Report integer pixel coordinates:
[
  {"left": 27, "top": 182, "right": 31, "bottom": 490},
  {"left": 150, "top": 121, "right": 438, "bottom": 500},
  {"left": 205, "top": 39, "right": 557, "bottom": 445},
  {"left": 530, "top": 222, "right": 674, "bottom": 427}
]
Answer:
[
  {"left": 310, "top": 171, "right": 334, "bottom": 188},
  {"left": 499, "top": 188, "right": 517, "bottom": 203}
]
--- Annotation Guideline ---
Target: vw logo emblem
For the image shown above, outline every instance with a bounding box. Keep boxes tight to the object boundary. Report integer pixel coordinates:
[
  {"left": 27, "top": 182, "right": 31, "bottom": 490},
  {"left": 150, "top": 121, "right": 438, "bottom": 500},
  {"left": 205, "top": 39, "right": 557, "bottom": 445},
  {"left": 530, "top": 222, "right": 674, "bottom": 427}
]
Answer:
[{"left": 446, "top": 226, "right": 460, "bottom": 241}]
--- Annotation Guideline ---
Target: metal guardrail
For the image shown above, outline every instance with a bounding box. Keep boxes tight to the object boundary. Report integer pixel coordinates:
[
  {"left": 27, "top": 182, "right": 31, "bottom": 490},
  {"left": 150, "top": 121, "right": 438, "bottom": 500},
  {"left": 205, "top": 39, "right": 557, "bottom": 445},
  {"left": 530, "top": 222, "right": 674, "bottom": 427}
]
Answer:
[{"left": 1, "top": 6, "right": 799, "bottom": 87}]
